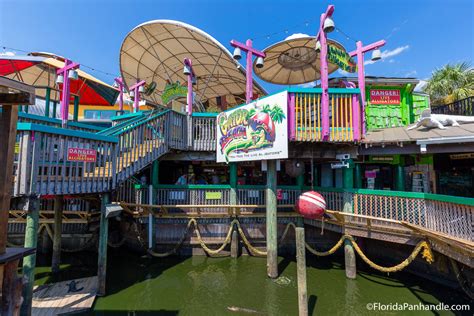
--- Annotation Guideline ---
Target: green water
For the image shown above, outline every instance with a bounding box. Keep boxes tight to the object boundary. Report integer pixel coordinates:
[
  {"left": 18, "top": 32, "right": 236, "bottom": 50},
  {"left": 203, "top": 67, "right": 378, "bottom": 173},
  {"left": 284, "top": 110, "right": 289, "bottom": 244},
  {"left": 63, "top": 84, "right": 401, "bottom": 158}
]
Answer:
[{"left": 35, "top": 250, "right": 472, "bottom": 315}]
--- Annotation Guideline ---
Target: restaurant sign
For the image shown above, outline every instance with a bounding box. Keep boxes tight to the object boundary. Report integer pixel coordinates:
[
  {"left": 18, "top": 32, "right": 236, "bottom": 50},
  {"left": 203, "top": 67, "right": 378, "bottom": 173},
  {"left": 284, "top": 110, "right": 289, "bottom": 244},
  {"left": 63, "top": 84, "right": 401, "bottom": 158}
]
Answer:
[
  {"left": 161, "top": 81, "right": 187, "bottom": 105},
  {"left": 327, "top": 44, "right": 356, "bottom": 73},
  {"left": 216, "top": 91, "right": 288, "bottom": 163},
  {"left": 67, "top": 148, "right": 97, "bottom": 162},
  {"left": 370, "top": 89, "right": 401, "bottom": 105}
]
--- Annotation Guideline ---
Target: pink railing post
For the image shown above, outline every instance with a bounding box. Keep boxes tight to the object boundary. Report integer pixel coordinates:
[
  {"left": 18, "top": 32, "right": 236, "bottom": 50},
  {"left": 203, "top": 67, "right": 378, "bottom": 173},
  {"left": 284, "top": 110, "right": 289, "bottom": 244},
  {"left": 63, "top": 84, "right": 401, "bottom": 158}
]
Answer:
[
  {"left": 288, "top": 93, "right": 296, "bottom": 140},
  {"left": 230, "top": 39, "right": 266, "bottom": 104},
  {"left": 56, "top": 59, "right": 80, "bottom": 128},
  {"left": 315, "top": 5, "right": 334, "bottom": 141}
]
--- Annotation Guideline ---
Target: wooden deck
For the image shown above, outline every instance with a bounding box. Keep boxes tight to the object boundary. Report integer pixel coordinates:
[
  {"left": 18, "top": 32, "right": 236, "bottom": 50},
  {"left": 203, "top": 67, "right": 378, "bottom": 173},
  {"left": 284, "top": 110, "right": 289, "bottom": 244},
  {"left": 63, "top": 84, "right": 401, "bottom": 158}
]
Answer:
[{"left": 32, "top": 276, "right": 97, "bottom": 316}]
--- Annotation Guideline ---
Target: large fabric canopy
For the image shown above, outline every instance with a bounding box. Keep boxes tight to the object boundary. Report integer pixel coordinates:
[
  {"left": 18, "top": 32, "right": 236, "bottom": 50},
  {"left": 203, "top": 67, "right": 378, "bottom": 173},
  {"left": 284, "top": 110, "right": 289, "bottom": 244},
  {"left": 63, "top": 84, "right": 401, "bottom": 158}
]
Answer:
[
  {"left": 0, "top": 53, "right": 119, "bottom": 106},
  {"left": 253, "top": 35, "right": 348, "bottom": 85},
  {"left": 119, "top": 20, "right": 267, "bottom": 108}
]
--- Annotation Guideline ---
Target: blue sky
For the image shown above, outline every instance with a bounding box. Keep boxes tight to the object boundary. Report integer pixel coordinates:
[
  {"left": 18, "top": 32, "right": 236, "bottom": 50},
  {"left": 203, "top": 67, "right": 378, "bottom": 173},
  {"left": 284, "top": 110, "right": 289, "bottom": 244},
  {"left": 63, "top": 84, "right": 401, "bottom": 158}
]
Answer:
[{"left": 1, "top": 0, "right": 473, "bottom": 94}]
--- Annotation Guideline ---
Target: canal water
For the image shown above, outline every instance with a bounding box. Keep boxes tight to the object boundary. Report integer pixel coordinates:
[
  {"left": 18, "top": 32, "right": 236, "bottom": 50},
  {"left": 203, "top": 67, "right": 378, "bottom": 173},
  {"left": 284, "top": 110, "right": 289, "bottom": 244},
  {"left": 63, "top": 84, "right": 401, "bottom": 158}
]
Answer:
[{"left": 35, "top": 249, "right": 472, "bottom": 315}]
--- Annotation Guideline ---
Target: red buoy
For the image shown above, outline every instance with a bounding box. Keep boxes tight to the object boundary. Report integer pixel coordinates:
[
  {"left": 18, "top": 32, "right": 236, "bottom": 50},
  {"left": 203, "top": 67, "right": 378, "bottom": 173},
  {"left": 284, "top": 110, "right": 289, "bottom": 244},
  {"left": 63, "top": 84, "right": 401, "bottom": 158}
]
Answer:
[{"left": 296, "top": 191, "right": 326, "bottom": 219}]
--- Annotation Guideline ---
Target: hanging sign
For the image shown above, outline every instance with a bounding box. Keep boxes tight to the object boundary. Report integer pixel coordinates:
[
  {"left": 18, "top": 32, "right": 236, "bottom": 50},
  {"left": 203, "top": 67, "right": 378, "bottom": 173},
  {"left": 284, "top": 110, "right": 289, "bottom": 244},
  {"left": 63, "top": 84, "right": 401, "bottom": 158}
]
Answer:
[
  {"left": 161, "top": 81, "right": 187, "bottom": 105},
  {"left": 67, "top": 148, "right": 97, "bottom": 162},
  {"left": 216, "top": 91, "right": 288, "bottom": 163},
  {"left": 327, "top": 44, "right": 356, "bottom": 73},
  {"left": 370, "top": 89, "right": 401, "bottom": 105},
  {"left": 205, "top": 192, "right": 222, "bottom": 200}
]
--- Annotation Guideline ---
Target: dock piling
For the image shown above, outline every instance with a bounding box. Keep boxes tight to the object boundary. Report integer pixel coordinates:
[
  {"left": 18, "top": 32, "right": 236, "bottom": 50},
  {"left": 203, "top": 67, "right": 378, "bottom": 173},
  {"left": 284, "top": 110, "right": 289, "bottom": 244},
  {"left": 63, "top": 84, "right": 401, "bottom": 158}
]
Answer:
[
  {"left": 21, "top": 195, "right": 40, "bottom": 316},
  {"left": 52, "top": 195, "right": 64, "bottom": 274},
  {"left": 296, "top": 217, "right": 308, "bottom": 316},
  {"left": 97, "top": 193, "right": 110, "bottom": 296},
  {"left": 266, "top": 160, "right": 278, "bottom": 278}
]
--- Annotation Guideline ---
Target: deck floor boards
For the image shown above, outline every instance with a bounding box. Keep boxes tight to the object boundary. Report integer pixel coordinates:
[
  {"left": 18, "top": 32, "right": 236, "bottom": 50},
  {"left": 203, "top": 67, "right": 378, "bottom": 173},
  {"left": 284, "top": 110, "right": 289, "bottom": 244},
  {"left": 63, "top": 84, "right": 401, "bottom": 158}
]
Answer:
[{"left": 32, "top": 276, "right": 97, "bottom": 316}]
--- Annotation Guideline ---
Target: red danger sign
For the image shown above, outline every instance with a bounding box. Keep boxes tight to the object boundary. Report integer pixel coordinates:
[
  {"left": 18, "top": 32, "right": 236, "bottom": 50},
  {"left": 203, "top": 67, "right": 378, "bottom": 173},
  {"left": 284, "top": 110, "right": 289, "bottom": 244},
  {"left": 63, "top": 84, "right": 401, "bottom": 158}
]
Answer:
[
  {"left": 370, "top": 89, "right": 401, "bottom": 105},
  {"left": 67, "top": 148, "right": 97, "bottom": 162}
]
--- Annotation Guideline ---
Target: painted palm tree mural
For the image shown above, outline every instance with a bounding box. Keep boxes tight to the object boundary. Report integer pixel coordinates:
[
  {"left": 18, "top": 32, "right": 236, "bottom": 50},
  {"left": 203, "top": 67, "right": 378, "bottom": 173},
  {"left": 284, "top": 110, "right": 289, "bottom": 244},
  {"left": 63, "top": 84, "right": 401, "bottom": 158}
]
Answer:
[{"left": 217, "top": 92, "right": 288, "bottom": 163}]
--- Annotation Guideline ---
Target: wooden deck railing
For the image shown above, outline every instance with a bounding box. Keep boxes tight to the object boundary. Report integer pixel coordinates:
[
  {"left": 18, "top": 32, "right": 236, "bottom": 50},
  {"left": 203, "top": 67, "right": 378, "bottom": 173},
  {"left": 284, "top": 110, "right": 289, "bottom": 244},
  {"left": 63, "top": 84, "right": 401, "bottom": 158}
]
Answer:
[
  {"left": 431, "top": 96, "right": 473, "bottom": 116},
  {"left": 148, "top": 186, "right": 473, "bottom": 242},
  {"left": 18, "top": 112, "right": 104, "bottom": 132},
  {"left": 288, "top": 87, "right": 361, "bottom": 142}
]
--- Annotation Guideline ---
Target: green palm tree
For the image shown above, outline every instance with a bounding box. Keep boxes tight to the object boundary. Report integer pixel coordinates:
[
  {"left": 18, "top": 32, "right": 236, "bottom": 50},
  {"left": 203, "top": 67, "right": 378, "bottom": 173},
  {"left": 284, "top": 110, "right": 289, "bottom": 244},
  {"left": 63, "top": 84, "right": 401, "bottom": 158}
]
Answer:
[
  {"left": 262, "top": 104, "right": 272, "bottom": 113},
  {"left": 270, "top": 105, "right": 286, "bottom": 124},
  {"left": 423, "top": 62, "right": 474, "bottom": 105}
]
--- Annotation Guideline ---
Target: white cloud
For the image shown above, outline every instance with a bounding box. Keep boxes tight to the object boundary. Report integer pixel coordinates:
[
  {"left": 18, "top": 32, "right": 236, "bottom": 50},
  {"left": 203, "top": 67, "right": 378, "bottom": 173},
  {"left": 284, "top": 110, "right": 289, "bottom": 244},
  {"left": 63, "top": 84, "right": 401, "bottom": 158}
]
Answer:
[
  {"left": 0, "top": 51, "right": 15, "bottom": 56},
  {"left": 388, "top": 59, "right": 395, "bottom": 63},
  {"left": 365, "top": 45, "right": 409, "bottom": 65},
  {"left": 405, "top": 70, "right": 417, "bottom": 77}
]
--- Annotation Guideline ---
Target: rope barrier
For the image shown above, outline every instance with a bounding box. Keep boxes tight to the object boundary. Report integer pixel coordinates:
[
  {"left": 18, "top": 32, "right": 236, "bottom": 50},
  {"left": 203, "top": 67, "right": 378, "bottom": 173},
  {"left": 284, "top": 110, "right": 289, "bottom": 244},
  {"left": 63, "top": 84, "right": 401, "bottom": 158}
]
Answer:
[
  {"left": 305, "top": 234, "right": 434, "bottom": 273},
  {"left": 42, "top": 223, "right": 97, "bottom": 253}
]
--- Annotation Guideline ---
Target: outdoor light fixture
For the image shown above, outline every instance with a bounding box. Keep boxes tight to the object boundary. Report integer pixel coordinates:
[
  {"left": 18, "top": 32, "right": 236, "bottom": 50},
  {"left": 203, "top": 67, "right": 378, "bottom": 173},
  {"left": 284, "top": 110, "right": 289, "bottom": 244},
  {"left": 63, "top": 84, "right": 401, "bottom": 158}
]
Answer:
[
  {"left": 323, "top": 17, "right": 335, "bottom": 33},
  {"left": 371, "top": 49, "right": 382, "bottom": 61},
  {"left": 255, "top": 56, "right": 264, "bottom": 68},
  {"left": 56, "top": 74, "right": 64, "bottom": 84},
  {"left": 183, "top": 64, "right": 191, "bottom": 75},
  {"left": 68, "top": 69, "right": 78, "bottom": 80},
  {"left": 315, "top": 41, "right": 321, "bottom": 52},
  {"left": 138, "top": 85, "right": 144, "bottom": 93},
  {"left": 232, "top": 47, "right": 242, "bottom": 60}
]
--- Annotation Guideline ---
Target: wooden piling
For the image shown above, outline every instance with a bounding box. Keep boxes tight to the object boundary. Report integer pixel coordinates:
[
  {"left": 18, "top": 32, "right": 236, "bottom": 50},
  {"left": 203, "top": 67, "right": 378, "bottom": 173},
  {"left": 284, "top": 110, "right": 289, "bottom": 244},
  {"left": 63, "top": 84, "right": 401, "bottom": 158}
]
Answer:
[
  {"left": 97, "top": 193, "right": 109, "bottom": 296},
  {"left": 296, "top": 217, "right": 308, "bottom": 316},
  {"left": 344, "top": 239, "right": 357, "bottom": 279},
  {"left": 266, "top": 160, "right": 278, "bottom": 279},
  {"left": 231, "top": 229, "right": 239, "bottom": 258},
  {"left": 21, "top": 195, "right": 40, "bottom": 316},
  {"left": 52, "top": 195, "right": 64, "bottom": 274}
]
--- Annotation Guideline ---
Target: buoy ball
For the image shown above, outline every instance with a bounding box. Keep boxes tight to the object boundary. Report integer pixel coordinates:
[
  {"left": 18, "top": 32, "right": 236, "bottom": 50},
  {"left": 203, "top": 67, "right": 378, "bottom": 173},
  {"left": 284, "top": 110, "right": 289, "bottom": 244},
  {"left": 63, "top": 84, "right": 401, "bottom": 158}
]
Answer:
[{"left": 296, "top": 191, "right": 326, "bottom": 219}]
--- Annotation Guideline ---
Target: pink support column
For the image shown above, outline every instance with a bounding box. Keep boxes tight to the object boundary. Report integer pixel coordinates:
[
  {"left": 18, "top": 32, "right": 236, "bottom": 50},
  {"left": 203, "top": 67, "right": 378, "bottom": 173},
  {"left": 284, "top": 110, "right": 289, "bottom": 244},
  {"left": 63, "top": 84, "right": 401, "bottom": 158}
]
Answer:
[
  {"left": 245, "top": 39, "right": 253, "bottom": 104},
  {"left": 288, "top": 93, "right": 296, "bottom": 140},
  {"left": 356, "top": 41, "right": 366, "bottom": 135},
  {"left": 319, "top": 14, "right": 330, "bottom": 141},
  {"left": 57, "top": 59, "right": 79, "bottom": 128},
  {"left": 129, "top": 80, "right": 146, "bottom": 113},
  {"left": 230, "top": 39, "right": 265, "bottom": 105}
]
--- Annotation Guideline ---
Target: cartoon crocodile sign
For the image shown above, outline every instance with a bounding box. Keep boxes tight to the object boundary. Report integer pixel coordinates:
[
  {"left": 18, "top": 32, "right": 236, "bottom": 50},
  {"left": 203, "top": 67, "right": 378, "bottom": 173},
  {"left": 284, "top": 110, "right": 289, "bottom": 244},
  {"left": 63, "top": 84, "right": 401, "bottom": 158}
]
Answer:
[{"left": 216, "top": 91, "right": 289, "bottom": 163}]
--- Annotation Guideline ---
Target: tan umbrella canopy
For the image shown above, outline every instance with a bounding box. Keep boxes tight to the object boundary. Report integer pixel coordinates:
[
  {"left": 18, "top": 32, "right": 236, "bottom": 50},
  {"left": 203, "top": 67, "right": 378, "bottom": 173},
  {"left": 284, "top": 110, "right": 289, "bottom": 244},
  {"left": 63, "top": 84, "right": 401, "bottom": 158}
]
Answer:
[
  {"left": 119, "top": 20, "right": 267, "bottom": 109},
  {"left": 253, "top": 34, "right": 350, "bottom": 85}
]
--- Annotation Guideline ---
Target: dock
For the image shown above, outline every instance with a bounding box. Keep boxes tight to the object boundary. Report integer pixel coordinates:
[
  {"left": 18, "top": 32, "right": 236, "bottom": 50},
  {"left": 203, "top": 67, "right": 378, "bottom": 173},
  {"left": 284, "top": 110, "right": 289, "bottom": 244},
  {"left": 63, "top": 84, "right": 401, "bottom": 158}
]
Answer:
[{"left": 32, "top": 276, "right": 97, "bottom": 316}]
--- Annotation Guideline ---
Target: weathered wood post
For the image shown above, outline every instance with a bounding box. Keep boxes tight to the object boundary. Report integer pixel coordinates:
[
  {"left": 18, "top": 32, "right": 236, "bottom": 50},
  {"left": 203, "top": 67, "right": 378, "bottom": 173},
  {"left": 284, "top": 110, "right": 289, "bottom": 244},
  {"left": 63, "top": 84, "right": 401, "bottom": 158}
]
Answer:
[
  {"left": 148, "top": 185, "right": 155, "bottom": 249},
  {"left": 266, "top": 160, "right": 278, "bottom": 278},
  {"left": 44, "top": 87, "right": 51, "bottom": 117},
  {"left": 21, "top": 195, "right": 40, "bottom": 315},
  {"left": 295, "top": 217, "right": 308, "bottom": 316},
  {"left": 229, "top": 163, "right": 239, "bottom": 258},
  {"left": 343, "top": 162, "right": 356, "bottom": 279},
  {"left": 394, "top": 164, "right": 405, "bottom": 191},
  {"left": 97, "top": 193, "right": 110, "bottom": 296},
  {"left": 73, "top": 95, "right": 80, "bottom": 122},
  {"left": 52, "top": 195, "right": 64, "bottom": 274}
]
